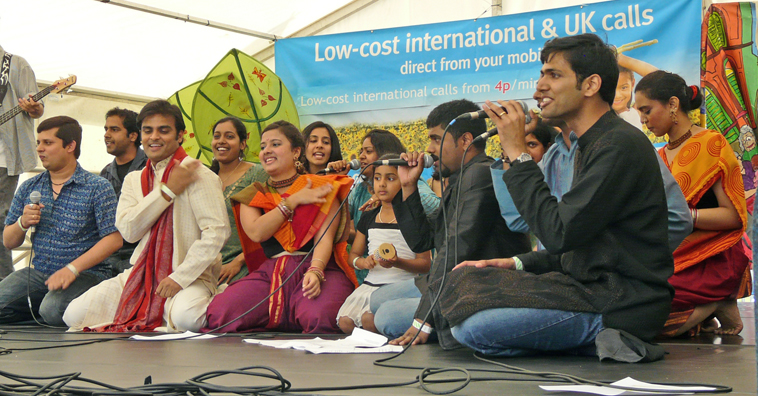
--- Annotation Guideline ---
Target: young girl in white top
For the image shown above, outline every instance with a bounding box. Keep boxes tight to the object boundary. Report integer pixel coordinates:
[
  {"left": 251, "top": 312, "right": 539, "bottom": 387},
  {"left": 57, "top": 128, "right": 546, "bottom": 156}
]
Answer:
[{"left": 337, "top": 154, "right": 431, "bottom": 334}]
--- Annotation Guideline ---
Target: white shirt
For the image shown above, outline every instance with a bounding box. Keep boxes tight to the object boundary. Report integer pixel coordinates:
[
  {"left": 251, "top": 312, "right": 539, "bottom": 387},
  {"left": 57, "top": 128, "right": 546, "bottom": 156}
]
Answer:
[{"left": 117, "top": 156, "right": 230, "bottom": 289}]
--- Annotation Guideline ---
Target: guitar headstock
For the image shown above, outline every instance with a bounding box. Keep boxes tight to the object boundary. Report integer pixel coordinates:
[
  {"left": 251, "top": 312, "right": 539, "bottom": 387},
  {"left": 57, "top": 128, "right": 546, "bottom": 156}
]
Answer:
[{"left": 50, "top": 76, "right": 77, "bottom": 94}]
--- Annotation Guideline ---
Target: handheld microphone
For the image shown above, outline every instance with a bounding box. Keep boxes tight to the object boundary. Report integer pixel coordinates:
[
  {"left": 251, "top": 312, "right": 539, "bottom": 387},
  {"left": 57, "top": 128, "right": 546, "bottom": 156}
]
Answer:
[
  {"left": 472, "top": 127, "right": 500, "bottom": 143},
  {"left": 456, "top": 100, "right": 531, "bottom": 124},
  {"left": 316, "top": 159, "right": 361, "bottom": 175},
  {"left": 29, "top": 191, "right": 41, "bottom": 234},
  {"left": 372, "top": 154, "right": 434, "bottom": 168}
]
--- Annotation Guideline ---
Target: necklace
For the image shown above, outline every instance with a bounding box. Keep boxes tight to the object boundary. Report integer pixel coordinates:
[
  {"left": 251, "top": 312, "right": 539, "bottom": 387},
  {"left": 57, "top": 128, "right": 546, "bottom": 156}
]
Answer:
[
  {"left": 267, "top": 173, "right": 299, "bottom": 189},
  {"left": 377, "top": 205, "right": 396, "bottom": 224},
  {"left": 219, "top": 160, "right": 243, "bottom": 185},
  {"left": 667, "top": 125, "right": 694, "bottom": 150}
]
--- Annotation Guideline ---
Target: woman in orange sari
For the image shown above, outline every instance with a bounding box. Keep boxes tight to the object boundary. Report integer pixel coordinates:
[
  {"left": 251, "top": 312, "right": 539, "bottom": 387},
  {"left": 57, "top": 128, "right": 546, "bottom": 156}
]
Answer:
[
  {"left": 203, "top": 121, "right": 356, "bottom": 333},
  {"left": 635, "top": 71, "right": 751, "bottom": 336}
]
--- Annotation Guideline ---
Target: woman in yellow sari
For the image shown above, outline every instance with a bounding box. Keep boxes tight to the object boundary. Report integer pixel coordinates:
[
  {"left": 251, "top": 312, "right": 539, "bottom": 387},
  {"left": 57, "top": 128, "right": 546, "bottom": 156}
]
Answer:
[
  {"left": 635, "top": 71, "right": 751, "bottom": 336},
  {"left": 203, "top": 121, "right": 356, "bottom": 333}
]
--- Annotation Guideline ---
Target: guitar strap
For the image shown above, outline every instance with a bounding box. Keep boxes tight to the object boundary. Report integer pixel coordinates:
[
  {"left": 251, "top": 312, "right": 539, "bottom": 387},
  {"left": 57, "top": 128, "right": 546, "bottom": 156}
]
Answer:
[{"left": 0, "top": 52, "right": 12, "bottom": 107}]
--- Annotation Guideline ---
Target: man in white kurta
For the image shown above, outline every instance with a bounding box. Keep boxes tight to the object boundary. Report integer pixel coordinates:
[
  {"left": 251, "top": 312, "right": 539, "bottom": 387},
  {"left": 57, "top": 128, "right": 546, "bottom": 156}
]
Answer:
[{"left": 63, "top": 100, "right": 229, "bottom": 332}]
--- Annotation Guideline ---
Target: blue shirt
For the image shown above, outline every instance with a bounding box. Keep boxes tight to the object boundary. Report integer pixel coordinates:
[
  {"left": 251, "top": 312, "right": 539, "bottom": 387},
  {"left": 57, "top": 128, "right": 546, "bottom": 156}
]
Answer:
[
  {"left": 6, "top": 163, "right": 119, "bottom": 279},
  {"left": 492, "top": 131, "right": 692, "bottom": 253}
]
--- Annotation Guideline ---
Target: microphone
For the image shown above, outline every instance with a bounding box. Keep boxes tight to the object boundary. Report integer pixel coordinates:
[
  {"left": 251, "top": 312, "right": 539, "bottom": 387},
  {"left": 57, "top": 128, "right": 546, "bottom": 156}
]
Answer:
[
  {"left": 456, "top": 100, "right": 531, "bottom": 124},
  {"left": 316, "top": 159, "right": 361, "bottom": 175},
  {"left": 472, "top": 127, "right": 499, "bottom": 143},
  {"left": 372, "top": 154, "right": 434, "bottom": 168},
  {"left": 29, "top": 191, "right": 41, "bottom": 234}
]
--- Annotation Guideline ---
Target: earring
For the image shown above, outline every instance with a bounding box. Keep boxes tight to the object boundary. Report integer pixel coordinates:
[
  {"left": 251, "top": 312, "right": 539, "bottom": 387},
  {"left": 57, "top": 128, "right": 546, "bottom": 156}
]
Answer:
[
  {"left": 670, "top": 109, "right": 678, "bottom": 125},
  {"left": 294, "top": 156, "right": 305, "bottom": 173}
]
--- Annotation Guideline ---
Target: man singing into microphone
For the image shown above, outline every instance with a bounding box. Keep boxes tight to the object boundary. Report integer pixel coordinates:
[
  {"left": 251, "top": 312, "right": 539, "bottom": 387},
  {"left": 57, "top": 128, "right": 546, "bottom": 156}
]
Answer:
[
  {"left": 0, "top": 116, "right": 122, "bottom": 326},
  {"left": 442, "top": 34, "right": 673, "bottom": 360},
  {"left": 377, "top": 99, "right": 531, "bottom": 349}
]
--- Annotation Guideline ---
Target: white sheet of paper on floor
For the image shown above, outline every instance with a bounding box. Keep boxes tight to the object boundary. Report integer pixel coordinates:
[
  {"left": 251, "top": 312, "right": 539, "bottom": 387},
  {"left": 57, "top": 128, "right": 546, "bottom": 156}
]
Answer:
[
  {"left": 243, "top": 328, "right": 403, "bottom": 354},
  {"left": 539, "top": 376, "right": 716, "bottom": 395},
  {"left": 129, "top": 331, "right": 218, "bottom": 341}
]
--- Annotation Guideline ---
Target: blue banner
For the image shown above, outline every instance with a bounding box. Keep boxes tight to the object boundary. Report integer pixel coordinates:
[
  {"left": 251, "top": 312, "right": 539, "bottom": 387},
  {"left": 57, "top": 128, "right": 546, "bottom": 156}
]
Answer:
[{"left": 276, "top": 0, "right": 701, "bottom": 119}]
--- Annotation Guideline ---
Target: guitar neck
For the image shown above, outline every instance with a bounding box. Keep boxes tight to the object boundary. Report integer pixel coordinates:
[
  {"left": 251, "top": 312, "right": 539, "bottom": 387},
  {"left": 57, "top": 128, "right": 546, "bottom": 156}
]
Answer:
[{"left": 0, "top": 85, "right": 56, "bottom": 126}]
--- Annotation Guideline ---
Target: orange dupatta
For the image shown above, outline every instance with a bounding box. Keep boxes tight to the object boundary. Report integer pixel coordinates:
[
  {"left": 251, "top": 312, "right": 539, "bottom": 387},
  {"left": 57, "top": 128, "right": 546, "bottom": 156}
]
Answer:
[
  {"left": 660, "top": 130, "right": 747, "bottom": 273},
  {"left": 231, "top": 174, "right": 357, "bottom": 328}
]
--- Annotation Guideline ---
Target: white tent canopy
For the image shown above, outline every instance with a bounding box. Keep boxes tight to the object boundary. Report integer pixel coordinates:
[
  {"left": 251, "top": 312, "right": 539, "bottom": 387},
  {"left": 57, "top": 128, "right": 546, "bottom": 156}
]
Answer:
[{"left": 2, "top": 0, "right": 645, "bottom": 99}]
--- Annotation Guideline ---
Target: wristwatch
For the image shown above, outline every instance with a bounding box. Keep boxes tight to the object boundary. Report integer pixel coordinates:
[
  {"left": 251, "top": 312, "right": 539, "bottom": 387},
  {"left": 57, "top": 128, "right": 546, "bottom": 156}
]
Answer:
[{"left": 510, "top": 152, "right": 533, "bottom": 165}]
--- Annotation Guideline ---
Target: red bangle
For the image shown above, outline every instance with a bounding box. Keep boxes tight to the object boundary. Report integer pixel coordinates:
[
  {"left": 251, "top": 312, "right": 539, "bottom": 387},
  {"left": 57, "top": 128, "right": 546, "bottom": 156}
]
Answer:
[{"left": 307, "top": 266, "right": 325, "bottom": 282}]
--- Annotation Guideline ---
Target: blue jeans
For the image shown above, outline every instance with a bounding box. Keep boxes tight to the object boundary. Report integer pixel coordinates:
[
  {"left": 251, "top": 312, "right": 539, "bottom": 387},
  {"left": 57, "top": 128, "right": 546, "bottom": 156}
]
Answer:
[
  {"left": 451, "top": 308, "right": 604, "bottom": 357},
  {"left": 371, "top": 279, "right": 422, "bottom": 338},
  {"left": 0, "top": 267, "right": 101, "bottom": 326}
]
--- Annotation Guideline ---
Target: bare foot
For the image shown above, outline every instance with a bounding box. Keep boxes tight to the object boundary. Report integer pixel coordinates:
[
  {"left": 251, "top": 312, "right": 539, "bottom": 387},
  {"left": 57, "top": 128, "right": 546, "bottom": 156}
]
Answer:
[
  {"left": 700, "top": 317, "right": 719, "bottom": 333},
  {"left": 713, "top": 300, "right": 743, "bottom": 335}
]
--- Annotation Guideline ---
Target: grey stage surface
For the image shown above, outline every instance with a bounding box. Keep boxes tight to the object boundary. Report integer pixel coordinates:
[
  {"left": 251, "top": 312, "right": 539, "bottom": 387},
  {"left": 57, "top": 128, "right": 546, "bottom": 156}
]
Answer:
[{"left": 0, "top": 303, "right": 755, "bottom": 395}]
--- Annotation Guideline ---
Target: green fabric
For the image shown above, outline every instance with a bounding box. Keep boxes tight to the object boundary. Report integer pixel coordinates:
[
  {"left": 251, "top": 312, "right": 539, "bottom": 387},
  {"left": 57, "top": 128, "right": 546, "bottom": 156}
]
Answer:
[{"left": 220, "top": 164, "right": 269, "bottom": 266}]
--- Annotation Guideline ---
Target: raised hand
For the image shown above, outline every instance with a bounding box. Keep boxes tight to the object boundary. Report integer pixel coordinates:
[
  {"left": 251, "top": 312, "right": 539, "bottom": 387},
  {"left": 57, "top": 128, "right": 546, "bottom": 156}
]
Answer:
[{"left": 325, "top": 160, "right": 351, "bottom": 175}]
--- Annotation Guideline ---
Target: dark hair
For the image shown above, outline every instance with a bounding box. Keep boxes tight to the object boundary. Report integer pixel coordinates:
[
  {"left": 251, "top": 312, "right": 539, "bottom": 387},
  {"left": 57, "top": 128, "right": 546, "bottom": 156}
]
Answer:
[
  {"left": 527, "top": 122, "right": 558, "bottom": 150},
  {"left": 634, "top": 70, "right": 703, "bottom": 113},
  {"left": 210, "top": 116, "right": 248, "bottom": 174},
  {"left": 37, "top": 116, "right": 82, "bottom": 159},
  {"left": 426, "top": 99, "right": 487, "bottom": 151},
  {"left": 105, "top": 107, "right": 140, "bottom": 147},
  {"left": 541, "top": 33, "right": 619, "bottom": 106},
  {"left": 302, "top": 121, "right": 343, "bottom": 172},
  {"left": 137, "top": 100, "right": 186, "bottom": 137},
  {"left": 362, "top": 129, "right": 406, "bottom": 157},
  {"left": 261, "top": 121, "right": 306, "bottom": 172}
]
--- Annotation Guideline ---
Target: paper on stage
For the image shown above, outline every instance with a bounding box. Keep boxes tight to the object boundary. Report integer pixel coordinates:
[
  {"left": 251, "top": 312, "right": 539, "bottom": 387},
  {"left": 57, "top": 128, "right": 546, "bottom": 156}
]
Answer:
[
  {"left": 539, "top": 377, "right": 715, "bottom": 395},
  {"left": 129, "top": 331, "right": 218, "bottom": 341},
  {"left": 243, "top": 328, "right": 403, "bottom": 354}
]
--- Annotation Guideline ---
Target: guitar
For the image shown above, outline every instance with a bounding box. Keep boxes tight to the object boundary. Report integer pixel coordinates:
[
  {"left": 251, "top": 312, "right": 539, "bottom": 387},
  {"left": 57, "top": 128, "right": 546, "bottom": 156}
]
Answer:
[{"left": 0, "top": 76, "right": 77, "bottom": 127}]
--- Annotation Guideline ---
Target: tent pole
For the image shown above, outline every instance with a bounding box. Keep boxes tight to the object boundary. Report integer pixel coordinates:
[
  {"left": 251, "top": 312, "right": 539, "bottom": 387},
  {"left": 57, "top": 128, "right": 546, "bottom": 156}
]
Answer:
[{"left": 94, "top": 0, "right": 278, "bottom": 41}]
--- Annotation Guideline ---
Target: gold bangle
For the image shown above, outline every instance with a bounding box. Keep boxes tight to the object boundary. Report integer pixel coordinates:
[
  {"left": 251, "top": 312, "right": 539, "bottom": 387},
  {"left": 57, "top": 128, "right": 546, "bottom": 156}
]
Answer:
[{"left": 311, "top": 258, "right": 326, "bottom": 267}]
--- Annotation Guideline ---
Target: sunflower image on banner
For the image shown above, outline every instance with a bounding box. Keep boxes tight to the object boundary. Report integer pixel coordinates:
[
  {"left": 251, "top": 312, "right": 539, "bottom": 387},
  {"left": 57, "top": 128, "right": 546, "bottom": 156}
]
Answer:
[{"left": 169, "top": 49, "right": 299, "bottom": 164}]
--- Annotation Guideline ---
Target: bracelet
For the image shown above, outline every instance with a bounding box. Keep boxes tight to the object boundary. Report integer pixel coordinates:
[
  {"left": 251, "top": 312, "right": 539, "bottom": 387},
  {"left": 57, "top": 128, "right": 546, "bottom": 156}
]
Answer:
[
  {"left": 352, "top": 256, "right": 361, "bottom": 270},
  {"left": 412, "top": 319, "right": 432, "bottom": 334},
  {"left": 512, "top": 256, "right": 524, "bottom": 271},
  {"left": 307, "top": 266, "right": 325, "bottom": 283},
  {"left": 66, "top": 263, "right": 79, "bottom": 277},
  {"left": 277, "top": 198, "right": 293, "bottom": 222},
  {"left": 311, "top": 258, "right": 326, "bottom": 267},
  {"left": 160, "top": 184, "right": 176, "bottom": 200},
  {"left": 17, "top": 217, "right": 29, "bottom": 232},
  {"left": 690, "top": 208, "right": 698, "bottom": 228}
]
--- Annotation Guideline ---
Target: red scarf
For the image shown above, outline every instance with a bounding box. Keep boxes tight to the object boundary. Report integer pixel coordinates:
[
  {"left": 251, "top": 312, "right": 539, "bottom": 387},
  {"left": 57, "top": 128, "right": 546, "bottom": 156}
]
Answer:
[{"left": 99, "top": 147, "right": 187, "bottom": 332}]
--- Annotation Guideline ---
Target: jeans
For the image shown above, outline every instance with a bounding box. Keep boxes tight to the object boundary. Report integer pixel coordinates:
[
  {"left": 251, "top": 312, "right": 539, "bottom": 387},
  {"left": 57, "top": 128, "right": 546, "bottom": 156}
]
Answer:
[
  {"left": 0, "top": 267, "right": 101, "bottom": 326},
  {"left": 0, "top": 170, "right": 19, "bottom": 278},
  {"left": 451, "top": 307, "right": 604, "bottom": 357},
  {"left": 371, "top": 279, "right": 422, "bottom": 338}
]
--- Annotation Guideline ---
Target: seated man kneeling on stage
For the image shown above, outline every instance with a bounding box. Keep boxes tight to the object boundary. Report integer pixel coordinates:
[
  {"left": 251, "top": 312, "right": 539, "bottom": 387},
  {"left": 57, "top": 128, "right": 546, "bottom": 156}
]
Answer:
[
  {"left": 440, "top": 34, "right": 674, "bottom": 361},
  {"left": 1, "top": 116, "right": 122, "bottom": 326},
  {"left": 63, "top": 100, "right": 229, "bottom": 332}
]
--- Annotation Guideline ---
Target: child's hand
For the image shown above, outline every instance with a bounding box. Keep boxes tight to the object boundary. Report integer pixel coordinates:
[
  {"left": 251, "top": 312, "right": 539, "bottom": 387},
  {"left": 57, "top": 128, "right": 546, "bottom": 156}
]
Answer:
[
  {"left": 357, "top": 256, "right": 377, "bottom": 270},
  {"left": 377, "top": 256, "right": 397, "bottom": 269}
]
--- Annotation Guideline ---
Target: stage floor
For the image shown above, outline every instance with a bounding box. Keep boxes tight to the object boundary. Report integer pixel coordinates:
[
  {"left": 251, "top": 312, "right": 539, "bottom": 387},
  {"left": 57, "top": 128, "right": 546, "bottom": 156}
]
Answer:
[{"left": 0, "top": 303, "right": 755, "bottom": 395}]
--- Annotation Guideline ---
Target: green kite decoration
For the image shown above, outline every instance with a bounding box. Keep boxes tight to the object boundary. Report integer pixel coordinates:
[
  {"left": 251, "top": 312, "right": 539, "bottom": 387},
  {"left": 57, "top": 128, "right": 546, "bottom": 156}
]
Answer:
[{"left": 169, "top": 49, "right": 299, "bottom": 164}]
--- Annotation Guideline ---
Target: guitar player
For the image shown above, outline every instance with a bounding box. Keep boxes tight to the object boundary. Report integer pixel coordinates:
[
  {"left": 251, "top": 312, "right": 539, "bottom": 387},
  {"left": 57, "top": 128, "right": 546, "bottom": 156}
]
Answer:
[{"left": 0, "top": 45, "right": 43, "bottom": 279}]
